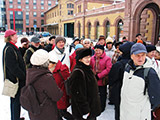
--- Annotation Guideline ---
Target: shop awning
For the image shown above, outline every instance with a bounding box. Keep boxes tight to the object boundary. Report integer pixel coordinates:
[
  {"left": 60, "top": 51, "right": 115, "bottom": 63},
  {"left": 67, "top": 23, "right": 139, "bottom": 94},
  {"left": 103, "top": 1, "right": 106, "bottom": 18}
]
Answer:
[{"left": 42, "top": 23, "right": 58, "bottom": 27}]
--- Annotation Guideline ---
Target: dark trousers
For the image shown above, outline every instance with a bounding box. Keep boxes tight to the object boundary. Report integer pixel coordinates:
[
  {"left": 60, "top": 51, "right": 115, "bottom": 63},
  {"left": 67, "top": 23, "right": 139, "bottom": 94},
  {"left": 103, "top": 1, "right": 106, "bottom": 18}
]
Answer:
[
  {"left": 114, "top": 104, "right": 120, "bottom": 120},
  {"left": 98, "top": 85, "right": 107, "bottom": 112},
  {"left": 10, "top": 89, "right": 21, "bottom": 120},
  {"left": 59, "top": 109, "right": 74, "bottom": 120}
]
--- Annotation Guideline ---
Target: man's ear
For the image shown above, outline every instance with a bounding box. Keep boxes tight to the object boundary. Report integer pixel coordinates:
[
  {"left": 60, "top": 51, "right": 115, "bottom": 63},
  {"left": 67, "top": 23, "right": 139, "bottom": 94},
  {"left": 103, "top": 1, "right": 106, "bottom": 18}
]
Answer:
[{"left": 131, "top": 54, "right": 134, "bottom": 60}]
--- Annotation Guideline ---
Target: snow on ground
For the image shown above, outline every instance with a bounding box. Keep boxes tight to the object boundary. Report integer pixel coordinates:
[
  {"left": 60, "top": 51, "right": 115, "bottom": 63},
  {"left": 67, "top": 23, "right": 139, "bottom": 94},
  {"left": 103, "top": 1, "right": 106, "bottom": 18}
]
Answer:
[{"left": 0, "top": 35, "right": 115, "bottom": 120}]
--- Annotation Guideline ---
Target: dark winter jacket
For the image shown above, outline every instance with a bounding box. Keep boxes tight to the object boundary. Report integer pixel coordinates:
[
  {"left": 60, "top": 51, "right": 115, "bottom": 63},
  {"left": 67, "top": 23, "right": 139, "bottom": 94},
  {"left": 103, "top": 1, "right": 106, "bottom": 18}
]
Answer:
[
  {"left": 2, "top": 42, "right": 26, "bottom": 89},
  {"left": 70, "top": 61, "right": 101, "bottom": 119},
  {"left": 45, "top": 43, "right": 53, "bottom": 52},
  {"left": 52, "top": 60, "right": 70, "bottom": 109},
  {"left": 26, "top": 66, "right": 63, "bottom": 120},
  {"left": 24, "top": 45, "right": 42, "bottom": 68},
  {"left": 19, "top": 47, "right": 28, "bottom": 57}
]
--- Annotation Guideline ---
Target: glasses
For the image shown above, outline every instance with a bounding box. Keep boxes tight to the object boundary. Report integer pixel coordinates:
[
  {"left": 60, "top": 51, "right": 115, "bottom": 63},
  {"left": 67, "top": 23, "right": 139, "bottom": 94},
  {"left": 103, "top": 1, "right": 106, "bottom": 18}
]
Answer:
[{"left": 84, "top": 42, "right": 90, "bottom": 44}]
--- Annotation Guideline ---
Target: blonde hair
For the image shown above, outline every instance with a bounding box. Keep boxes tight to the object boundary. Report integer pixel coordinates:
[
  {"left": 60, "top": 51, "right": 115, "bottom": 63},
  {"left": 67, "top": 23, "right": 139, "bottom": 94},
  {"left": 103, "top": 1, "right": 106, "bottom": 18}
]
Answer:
[{"left": 4, "top": 36, "right": 12, "bottom": 43}]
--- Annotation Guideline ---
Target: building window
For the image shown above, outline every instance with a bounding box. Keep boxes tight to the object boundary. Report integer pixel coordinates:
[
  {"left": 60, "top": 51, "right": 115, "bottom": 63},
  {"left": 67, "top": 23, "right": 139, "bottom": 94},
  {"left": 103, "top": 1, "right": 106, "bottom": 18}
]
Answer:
[
  {"left": 33, "top": 19, "right": 37, "bottom": 25},
  {"left": 78, "top": 23, "right": 81, "bottom": 38},
  {"left": 68, "top": 10, "right": 73, "bottom": 15},
  {"left": 60, "top": 11, "right": 61, "bottom": 16},
  {"left": 18, "top": 0, "right": 21, "bottom": 4},
  {"left": 33, "top": 6, "right": 36, "bottom": 9},
  {"left": 41, "top": 13, "right": 44, "bottom": 17},
  {"left": 67, "top": 3, "right": 74, "bottom": 8},
  {"left": 60, "top": 4, "right": 61, "bottom": 9},
  {"left": 9, "top": 0, "right": 13, "bottom": 3},
  {"left": 41, "top": 6, "right": 44, "bottom": 9},
  {"left": 10, "top": 11, "right": 13, "bottom": 19},
  {"left": 18, "top": 5, "right": 21, "bottom": 9},
  {"left": 33, "top": 0, "right": 36, "bottom": 5},
  {"left": 41, "top": 19, "right": 44, "bottom": 25},
  {"left": 105, "top": 21, "right": 110, "bottom": 38},
  {"left": 96, "top": 22, "right": 100, "bottom": 39},
  {"left": 41, "top": 1, "right": 44, "bottom": 5},
  {"left": 88, "top": 23, "right": 91, "bottom": 39},
  {"left": 33, "top": 12, "right": 37, "bottom": 17},
  {"left": 48, "top": 1, "right": 51, "bottom": 6},
  {"left": 26, "top": 5, "right": 29, "bottom": 9},
  {"left": 117, "top": 19, "right": 123, "bottom": 41},
  {"left": 26, "top": 12, "right": 29, "bottom": 19},
  {"left": 9, "top": 5, "right": 13, "bottom": 8},
  {"left": 78, "top": 5, "right": 81, "bottom": 13},
  {"left": 25, "top": 0, "right": 29, "bottom": 4}
]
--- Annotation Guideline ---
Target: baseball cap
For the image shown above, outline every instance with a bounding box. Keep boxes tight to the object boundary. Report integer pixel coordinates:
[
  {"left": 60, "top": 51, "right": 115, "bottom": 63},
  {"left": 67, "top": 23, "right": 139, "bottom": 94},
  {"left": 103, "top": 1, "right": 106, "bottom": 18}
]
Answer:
[
  {"left": 30, "top": 36, "right": 40, "bottom": 43},
  {"left": 130, "top": 43, "right": 147, "bottom": 55}
]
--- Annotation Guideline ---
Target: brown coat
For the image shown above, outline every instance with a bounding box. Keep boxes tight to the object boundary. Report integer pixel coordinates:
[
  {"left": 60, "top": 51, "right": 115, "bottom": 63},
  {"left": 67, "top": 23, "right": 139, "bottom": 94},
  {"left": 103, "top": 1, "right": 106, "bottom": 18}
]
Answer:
[{"left": 26, "top": 66, "right": 63, "bottom": 120}]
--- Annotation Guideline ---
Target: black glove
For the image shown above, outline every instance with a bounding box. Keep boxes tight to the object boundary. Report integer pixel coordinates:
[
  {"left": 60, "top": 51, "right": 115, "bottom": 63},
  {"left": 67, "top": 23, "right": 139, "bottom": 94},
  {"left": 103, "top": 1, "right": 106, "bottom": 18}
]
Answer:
[{"left": 95, "top": 74, "right": 99, "bottom": 80}]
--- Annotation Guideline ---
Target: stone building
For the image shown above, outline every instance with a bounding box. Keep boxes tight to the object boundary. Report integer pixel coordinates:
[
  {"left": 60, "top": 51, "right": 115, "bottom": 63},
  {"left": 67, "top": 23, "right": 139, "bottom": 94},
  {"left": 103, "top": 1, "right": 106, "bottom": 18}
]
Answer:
[{"left": 44, "top": 0, "right": 160, "bottom": 44}]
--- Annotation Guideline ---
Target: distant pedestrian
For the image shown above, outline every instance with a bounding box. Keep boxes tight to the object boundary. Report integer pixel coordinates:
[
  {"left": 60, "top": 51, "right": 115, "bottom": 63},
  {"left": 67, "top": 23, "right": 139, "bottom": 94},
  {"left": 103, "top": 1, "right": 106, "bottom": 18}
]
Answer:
[
  {"left": 27, "top": 49, "right": 63, "bottom": 120},
  {"left": 105, "top": 36, "right": 115, "bottom": 59},
  {"left": 120, "top": 43, "right": 160, "bottom": 120},
  {"left": 70, "top": 48, "right": 101, "bottom": 120},
  {"left": 3, "top": 29, "right": 26, "bottom": 120}
]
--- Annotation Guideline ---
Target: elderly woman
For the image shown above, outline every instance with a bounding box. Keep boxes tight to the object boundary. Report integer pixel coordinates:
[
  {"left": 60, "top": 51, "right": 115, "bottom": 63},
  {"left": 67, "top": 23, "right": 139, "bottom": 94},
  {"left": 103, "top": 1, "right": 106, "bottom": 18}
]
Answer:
[
  {"left": 83, "top": 39, "right": 95, "bottom": 56},
  {"left": 70, "top": 48, "right": 101, "bottom": 120},
  {"left": 27, "top": 49, "right": 63, "bottom": 120},
  {"left": 90, "top": 45, "right": 112, "bottom": 112}
]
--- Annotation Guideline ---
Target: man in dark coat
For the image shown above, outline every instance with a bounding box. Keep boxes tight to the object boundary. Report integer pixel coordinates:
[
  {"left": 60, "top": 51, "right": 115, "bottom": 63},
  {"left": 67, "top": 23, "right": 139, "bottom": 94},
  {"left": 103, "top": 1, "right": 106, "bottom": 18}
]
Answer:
[
  {"left": 3, "top": 29, "right": 26, "bottom": 120},
  {"left": 109, "top": 42, "right": 134, "bottom": 120},
  {"left": 24, "top": 36, "right": 42, "bottom": 68},
  {"left": 70, "top": 48, "right": 101, "bottom": 120}
]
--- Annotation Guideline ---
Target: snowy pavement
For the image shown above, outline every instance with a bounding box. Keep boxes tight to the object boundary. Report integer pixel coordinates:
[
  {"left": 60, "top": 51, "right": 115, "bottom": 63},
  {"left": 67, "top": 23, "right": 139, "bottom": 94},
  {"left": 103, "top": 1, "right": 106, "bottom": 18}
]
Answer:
[{"left": 0, "top": 35, "right": 115, "bottom": 120}]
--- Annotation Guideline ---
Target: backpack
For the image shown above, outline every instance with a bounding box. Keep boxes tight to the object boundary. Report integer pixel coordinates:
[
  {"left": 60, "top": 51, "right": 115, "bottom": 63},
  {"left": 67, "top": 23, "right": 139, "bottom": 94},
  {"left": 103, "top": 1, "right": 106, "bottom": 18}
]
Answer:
[
  {"left": 20, "top": 79, "right": 48, "bottom": 115},
  {"left": 58, "top": 68, "right": 85, "bottom": 96}
]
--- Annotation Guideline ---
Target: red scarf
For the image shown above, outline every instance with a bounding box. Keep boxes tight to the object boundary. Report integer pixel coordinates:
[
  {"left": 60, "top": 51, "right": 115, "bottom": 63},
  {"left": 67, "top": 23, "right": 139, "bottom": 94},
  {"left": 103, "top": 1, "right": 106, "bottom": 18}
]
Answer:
[{"left": 9, "top": 41, "right": 19, "bottom": 49}]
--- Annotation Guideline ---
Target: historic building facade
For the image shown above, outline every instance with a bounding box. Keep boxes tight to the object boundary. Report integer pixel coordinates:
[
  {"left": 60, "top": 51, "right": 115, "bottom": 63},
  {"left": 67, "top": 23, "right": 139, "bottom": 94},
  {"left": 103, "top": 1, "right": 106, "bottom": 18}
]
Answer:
[
  {"left": 5, "top": 0, "right": 55, "bottom": 33},
  {"left": 44, "top": 0, "right": 160, "bottom": 44}
]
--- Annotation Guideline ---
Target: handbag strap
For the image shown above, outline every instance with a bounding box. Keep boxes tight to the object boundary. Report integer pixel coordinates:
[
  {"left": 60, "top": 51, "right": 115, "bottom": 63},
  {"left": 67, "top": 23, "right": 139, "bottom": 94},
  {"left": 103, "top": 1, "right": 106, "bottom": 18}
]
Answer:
[
  {"left": 58, "top": 70, "right": 65, "bottom": 82},
  {"left": 3, "top": 46, "right": 18, "bottom": 81},
  {"left": 61, "top": 53, "right": 66, "bottom": 63}
]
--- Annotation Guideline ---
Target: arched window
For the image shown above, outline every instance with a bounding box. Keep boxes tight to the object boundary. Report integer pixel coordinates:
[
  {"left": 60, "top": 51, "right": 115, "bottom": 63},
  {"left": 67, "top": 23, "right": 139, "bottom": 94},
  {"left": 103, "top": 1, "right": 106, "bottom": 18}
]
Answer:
[
  {"left": 88, "top": 23, "right": 91, "bottom": 39},
  {"left": 96, "top": 22, "right": 100, "bottom": 39},
  {"left": 105, "top": 21, "right": 110, "bottom": 38},
  {"left": 78, "top": 23, "right": 81, "bottom": 38},
  {"left": 117, "top": 19, "right": 123, "bottom": 41}
]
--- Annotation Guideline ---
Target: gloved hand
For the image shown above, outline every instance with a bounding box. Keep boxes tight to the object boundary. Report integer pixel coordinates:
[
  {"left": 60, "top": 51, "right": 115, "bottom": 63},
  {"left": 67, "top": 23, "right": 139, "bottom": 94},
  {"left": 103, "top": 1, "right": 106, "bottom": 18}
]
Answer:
[{"left": 95, "top": 74, "right": 99, "bottom": 80}]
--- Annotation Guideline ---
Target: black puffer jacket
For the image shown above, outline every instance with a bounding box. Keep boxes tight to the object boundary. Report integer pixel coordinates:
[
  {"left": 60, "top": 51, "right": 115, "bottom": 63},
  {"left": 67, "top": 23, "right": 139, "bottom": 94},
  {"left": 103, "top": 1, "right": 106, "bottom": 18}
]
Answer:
[
  {"left": 2, "top": 42, "right": 26, "bottom": 88},
  {"left": 70, "top": 61, "right": 101, "bottom": 119}
]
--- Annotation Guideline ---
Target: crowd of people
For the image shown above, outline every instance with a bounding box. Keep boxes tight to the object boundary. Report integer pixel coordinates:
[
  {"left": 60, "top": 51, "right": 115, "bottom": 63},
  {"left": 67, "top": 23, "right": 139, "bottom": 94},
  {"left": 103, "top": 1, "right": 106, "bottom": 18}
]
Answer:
[{"left": 2, "top": 29, "right": 160, "bottom": 120}]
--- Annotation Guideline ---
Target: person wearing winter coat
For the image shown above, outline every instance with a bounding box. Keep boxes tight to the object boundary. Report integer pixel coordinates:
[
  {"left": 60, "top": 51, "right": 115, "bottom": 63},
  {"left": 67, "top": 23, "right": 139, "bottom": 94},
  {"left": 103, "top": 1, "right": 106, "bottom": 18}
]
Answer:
[
  {"left": 70, "top": 44, "right": 83, "bottom": 72},
  {"left": 27, "top": 49, "right": 63, "bottom": 120},
  {"left": 90, "top": 45, "right": 112, "bottom": 112},
  {"left": 146, "top": 44, "right": 160, "bottom": 78},
  {"left": 69, "top": 37, "right": 80, "bottom": 55},
  {"left": 19, "top": 37, "right": 30, "bottom": 57},
  {"left": 48, "top": 53, "right": 74, "bottom": 120},
  {"left": 23, "top": 36, "right": 42, "bottom": 69},
  {"left": 49, "top": 37, "right": 70, "bottom": 69},
  {"left": 70, "top": 48, "right": 101, "bottom": 120},
  {"left": 105, "top": 36, "right": 115, "bottom": 59},
  {"left": 109, "top": 42, "right": 134, "bottom": 120},
  {"left": 45, "top": 36, "right": 56, "bottom": 52},
  {"left": 3, "top": 29, "right": 26, "bottom": 120},
  {"left": 120, "top": 43, "right": 160, "bottom": 120}
]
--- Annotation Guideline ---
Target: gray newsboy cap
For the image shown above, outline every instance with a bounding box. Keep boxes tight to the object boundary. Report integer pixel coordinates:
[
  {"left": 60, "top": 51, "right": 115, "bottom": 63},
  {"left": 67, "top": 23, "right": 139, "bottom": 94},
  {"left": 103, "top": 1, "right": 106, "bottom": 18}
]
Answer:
[
  {"left": 130, "top": 43, "right": 147, "bottom": 55},
  {"left": 31, "top": 36, "right": 40, "bottom": 43}
]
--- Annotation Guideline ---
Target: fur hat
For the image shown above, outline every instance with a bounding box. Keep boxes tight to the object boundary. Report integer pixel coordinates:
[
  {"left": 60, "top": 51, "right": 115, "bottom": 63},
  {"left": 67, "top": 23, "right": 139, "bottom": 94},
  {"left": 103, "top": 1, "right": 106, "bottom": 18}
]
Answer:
[
  {"left": 146, "top": 44, "right": 156, "bottom": 53},
  {"left": 4, "top": 29, "right": 16, "bottom": 38},
  {"left": 94, "top": 45, "right": 104, "bottom": 51},
  {"left": 55, "top": 37, "right": 66, "bottom": 45},
  {"left": 106, "top": 36, "right": 113, "bottom": 44},
  {"left": 76, "top": 48, "right": 92, "bottom": 60},
  {"left": 30, "top": 49, "right": 49, "bottom": 66}
]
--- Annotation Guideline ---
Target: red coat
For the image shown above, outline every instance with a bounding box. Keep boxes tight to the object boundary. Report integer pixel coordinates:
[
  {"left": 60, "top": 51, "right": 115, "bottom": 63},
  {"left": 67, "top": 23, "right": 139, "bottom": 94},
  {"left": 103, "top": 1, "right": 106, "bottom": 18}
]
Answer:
[
  {"left": 70, "top": 51, "right": 76, "bottom": 72},
  {"left": 52, "top": 60, "right": 70, "bottom": 109}
]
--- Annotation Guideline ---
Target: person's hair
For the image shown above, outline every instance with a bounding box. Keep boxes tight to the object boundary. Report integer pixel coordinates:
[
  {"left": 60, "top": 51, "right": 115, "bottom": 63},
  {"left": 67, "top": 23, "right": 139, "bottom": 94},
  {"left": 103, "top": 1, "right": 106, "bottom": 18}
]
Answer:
[
  {"left": 49, "top": 36, "right": 56, "bottom": 41},
  {"left": 4, "top": 36, "right": 12, "bottom": 43},
  {"left": 39, "top": 60, "right": 49, "bottom": 68},
  {"left": 123, "top": 36, "right": 126, "bottom": 39},
  {"left": 21, "top": 37, "right": 29, "bottom": 44},
  {"left": 136, "top": 33, "right": 142, "bottom": 37}
]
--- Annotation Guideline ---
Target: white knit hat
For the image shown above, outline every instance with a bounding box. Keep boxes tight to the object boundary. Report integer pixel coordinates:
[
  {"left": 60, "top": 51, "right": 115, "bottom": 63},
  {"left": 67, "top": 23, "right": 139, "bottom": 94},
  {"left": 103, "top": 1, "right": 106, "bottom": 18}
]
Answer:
[
  {"left": 83, "top": 39, "right": 91, "bottom": 44},
  {"left": 49, "top": 51, "right": 58, "bottom": 63},
  {"left": 30, "top": 49, "right": 49, "bottom": 66}
]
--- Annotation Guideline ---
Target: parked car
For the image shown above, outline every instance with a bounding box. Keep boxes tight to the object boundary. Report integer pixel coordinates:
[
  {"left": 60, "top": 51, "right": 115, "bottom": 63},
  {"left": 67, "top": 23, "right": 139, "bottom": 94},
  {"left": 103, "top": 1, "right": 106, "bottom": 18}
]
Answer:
[{"left": 41, "top": 32, "right": 52, "bottom": 37}]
